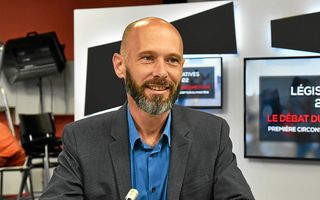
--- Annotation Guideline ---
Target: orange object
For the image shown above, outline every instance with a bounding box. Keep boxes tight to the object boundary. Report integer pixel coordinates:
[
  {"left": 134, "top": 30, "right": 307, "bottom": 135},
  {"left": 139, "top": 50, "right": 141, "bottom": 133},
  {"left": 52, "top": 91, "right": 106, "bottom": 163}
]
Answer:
[{"left": 0, "top": 122, "right": 26, "bottom": 167}]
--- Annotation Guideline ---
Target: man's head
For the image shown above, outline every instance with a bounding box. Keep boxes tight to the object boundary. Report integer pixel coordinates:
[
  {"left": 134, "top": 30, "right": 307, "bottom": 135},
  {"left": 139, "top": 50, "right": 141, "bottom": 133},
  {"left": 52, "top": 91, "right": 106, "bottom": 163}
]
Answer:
[{"left": 112, "top": 17, "right": 184, "bottom": 115}]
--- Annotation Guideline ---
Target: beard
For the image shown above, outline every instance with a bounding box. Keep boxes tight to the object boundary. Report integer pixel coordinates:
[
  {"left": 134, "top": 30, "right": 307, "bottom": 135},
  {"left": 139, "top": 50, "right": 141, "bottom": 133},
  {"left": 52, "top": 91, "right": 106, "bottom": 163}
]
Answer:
[{"left": 125, "top": 68, "right": 181, "bottom": 115}]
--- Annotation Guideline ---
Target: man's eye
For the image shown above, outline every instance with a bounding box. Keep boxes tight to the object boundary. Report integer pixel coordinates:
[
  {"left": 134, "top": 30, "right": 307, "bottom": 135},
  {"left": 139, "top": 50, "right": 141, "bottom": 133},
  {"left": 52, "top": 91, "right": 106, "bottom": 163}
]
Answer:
[
  {"left": 167, "top": 57, "right": 180, "bottom": 65},
  {"left": 141, "top": 56, "right": 154, "bottom": 62}
]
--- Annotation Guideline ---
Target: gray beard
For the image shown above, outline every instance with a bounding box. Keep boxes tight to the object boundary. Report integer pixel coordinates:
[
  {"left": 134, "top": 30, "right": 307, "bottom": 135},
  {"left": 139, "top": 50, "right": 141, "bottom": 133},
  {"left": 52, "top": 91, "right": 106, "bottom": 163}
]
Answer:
[
  {"left": 135, "top": 92, "right": 173, "bottom": 115},
  {"left": 125, "top": 68, "right": 180, "bottom": 115}
]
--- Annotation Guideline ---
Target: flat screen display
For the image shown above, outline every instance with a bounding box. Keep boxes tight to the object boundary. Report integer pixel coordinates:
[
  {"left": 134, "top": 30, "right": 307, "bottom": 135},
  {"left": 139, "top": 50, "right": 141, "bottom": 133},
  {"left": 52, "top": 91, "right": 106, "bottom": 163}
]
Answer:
[
  {"left": 175, "top": 56, "right": 222, "bottom": 108},
  {"left": 244, "top": 56, "right": 320, "bottom": 161}
]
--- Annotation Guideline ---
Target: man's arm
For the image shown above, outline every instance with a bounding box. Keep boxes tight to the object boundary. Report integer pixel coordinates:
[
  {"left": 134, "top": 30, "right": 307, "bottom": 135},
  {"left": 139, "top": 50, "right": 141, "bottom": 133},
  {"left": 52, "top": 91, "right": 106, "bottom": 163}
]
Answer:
[
  {"left": 40, "top": 124, "right": 84, "bottom": 200},
  {"left": 213, "top": 119, "right": 255, "bottom": 200}
]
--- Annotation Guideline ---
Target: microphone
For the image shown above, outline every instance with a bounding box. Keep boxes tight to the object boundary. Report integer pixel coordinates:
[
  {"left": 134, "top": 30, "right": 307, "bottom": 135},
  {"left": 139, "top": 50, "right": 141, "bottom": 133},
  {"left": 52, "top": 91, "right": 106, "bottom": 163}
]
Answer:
[{"left": 124, "top": 188, "right": 139, "bottom": 200}]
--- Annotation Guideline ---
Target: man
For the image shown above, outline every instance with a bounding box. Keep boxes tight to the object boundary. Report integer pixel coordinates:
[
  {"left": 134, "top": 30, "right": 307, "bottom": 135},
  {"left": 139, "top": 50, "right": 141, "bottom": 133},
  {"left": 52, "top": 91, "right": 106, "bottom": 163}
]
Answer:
[{"left": 40, "top": 17, "right": 254, "bottom": 200}]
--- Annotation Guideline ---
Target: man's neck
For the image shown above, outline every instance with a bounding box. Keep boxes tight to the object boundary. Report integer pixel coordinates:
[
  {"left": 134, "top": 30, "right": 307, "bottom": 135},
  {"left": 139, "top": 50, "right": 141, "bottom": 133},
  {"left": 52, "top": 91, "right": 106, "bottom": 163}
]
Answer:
[{"left": 128, "top": 98, "right": 169, "bottom": 147}]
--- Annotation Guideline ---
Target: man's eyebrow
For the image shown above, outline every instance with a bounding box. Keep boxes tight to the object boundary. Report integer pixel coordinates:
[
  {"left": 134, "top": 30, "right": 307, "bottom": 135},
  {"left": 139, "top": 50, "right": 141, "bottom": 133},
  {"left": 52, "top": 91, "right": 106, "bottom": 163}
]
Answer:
[
  {"left": 137, "top": 51, "right": 183, "bottom": 60},
  {"left": 137, "top": 51, "right": 155, "bottom": 56}
]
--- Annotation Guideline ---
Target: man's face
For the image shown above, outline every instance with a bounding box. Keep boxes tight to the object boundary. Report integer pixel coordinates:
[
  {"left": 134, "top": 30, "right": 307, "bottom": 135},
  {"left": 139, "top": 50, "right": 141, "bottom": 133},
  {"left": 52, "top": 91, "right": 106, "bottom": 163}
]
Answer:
[
  {"left": 123, "top": 22, "right": 184, "bottom": 115},
  {"left": 125, "top": 67, "right": 181, "bottom": 115}
]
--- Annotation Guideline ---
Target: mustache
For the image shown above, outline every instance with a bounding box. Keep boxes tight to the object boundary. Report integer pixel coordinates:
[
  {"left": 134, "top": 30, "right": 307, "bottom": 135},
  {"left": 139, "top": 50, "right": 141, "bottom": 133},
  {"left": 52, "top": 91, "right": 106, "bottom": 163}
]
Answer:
[{"left": 142, "top": 77, "right": 175, "bottom": 89}]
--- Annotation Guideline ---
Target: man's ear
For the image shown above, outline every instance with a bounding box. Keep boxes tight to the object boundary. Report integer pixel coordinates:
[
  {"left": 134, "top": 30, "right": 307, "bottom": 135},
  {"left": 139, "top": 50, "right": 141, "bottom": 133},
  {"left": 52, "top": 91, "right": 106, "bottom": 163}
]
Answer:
[{"left": 112, "top": 53, "right": 126, "bottom": 79}]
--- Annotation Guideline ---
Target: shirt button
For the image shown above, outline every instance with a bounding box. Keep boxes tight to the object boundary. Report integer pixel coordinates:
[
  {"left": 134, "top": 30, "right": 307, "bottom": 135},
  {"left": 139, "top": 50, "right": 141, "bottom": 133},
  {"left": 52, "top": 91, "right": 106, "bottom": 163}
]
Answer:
[{"left": 151, "top": 187, "right": 156, "bottom": 193}]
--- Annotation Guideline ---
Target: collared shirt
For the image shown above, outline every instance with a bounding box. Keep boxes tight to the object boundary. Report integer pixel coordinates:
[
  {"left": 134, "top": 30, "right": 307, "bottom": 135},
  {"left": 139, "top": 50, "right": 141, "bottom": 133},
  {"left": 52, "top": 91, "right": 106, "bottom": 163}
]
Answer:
[{"left": 127, "top": 106, "right": 171, "bottom": 200}]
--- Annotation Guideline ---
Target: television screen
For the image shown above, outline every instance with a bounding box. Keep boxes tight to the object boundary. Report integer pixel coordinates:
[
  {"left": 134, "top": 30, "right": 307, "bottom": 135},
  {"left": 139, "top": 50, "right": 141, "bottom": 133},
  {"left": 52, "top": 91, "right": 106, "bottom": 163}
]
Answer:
[
  {"left": 244, "top": 56, "right": 320, "bottom": 161},
  {"left": 175, "top": 56, "right": 222, "bottom": 108}
]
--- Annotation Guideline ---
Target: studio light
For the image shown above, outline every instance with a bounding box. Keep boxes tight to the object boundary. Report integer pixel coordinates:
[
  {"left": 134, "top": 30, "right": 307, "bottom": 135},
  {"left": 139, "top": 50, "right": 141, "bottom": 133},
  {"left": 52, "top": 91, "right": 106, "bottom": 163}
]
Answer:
[{"left": 2, "top": 32, "right": 66, "bottom": 84}]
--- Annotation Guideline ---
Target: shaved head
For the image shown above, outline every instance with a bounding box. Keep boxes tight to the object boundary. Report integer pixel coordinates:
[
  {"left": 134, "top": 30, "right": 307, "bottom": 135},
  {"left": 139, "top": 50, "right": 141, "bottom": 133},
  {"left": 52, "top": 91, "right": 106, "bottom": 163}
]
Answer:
[
  {"left": 113, "top": 17, "right": 184, "bottom": 115},
  {"left": 120, "top": 17, "right": 183, "bottom": 57}
]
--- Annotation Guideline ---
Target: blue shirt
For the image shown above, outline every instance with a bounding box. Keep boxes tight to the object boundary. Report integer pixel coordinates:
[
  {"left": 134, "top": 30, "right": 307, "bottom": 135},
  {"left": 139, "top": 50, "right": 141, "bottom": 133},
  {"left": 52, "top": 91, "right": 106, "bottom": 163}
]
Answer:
[{"left": 127, "top": 107, "right": 171, "bottom": 200}]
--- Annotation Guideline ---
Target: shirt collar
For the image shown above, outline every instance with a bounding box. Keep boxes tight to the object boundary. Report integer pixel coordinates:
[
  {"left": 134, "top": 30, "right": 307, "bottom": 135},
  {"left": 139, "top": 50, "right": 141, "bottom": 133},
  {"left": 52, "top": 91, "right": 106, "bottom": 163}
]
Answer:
[{"left": 127, "top": 105, "right": 172, "bottom": 151}]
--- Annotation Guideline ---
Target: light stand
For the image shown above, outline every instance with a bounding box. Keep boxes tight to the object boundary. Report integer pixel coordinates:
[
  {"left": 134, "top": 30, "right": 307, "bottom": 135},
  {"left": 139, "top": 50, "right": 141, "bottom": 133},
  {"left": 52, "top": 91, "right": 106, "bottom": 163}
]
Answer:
[{"left": 38, "top": 77, "right": 44, "bottom": 113}]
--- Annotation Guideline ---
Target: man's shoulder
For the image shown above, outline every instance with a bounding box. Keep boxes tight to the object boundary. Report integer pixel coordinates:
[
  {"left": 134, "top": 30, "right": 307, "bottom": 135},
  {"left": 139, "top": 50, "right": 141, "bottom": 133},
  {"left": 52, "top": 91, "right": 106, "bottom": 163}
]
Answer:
[
  {"left": 65, "top": 106, "right": 126, "bottom": 132},
  {"left": 172, "top": 104, "right": 225, "bottom": 123}
]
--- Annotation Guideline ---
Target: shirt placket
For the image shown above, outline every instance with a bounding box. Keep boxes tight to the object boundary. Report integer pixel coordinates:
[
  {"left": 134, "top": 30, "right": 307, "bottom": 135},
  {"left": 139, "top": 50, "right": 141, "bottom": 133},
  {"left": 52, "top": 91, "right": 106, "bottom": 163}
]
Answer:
[{"left": 147, "top": 144, "right": 161, "bottom": 199}]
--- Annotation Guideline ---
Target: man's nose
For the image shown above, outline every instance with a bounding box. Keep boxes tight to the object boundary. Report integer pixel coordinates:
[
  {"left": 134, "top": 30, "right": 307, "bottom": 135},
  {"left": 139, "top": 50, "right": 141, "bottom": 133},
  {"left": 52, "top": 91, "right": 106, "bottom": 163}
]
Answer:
[{"left": 152, "top": 59, "right": 168, "bottom": 78}]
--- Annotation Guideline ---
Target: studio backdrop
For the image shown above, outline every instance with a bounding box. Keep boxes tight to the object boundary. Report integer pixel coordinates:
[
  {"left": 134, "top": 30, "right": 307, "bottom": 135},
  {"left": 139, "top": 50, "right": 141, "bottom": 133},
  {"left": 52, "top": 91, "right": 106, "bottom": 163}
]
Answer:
[{"left": 74, "top": 1, "right": 237, "bottom": 119}]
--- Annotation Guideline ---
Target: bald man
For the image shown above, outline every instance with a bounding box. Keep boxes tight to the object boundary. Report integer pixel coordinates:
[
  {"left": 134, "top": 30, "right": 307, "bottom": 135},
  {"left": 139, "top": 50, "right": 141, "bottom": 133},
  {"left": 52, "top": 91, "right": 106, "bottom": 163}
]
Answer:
[{"left": 40, "top": 17, "right": 254, "bottom": 200}]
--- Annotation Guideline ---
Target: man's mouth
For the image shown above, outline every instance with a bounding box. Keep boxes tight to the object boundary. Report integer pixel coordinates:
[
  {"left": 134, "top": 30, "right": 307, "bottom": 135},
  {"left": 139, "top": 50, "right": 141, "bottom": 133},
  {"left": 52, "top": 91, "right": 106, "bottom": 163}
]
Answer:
[{"left": 147, "top": 84, "right": 169, "bottom": 91}]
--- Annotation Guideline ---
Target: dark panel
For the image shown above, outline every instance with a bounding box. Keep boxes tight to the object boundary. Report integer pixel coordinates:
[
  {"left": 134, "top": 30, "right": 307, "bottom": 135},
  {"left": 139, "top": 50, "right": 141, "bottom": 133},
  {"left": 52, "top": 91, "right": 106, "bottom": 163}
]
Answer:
[
  {"left": 271, "top": 12, "right": 320, "bottom": 53},
  {"left": 84, "top": 42, "right": 126, "bottom": 115},
  {"left": 172, "top": 2, "right": 237, "bottom": 54}
]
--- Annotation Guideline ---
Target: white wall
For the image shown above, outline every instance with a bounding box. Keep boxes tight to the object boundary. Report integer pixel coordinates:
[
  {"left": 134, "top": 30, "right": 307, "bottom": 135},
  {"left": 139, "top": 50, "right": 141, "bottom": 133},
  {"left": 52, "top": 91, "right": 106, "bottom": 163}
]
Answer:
[
  {"left": 71, "top": 1, "right": 320, "bottom": 200},
  {"left": 227, "top": 1, "right": 320, "bottom": 200}
]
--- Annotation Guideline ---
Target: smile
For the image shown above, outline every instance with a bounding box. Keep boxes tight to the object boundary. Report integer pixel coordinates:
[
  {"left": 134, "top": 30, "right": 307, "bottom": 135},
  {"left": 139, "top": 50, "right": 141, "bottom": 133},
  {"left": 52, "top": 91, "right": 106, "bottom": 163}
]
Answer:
[{"left": 147, "top": 84, "right": 169, "bottom": 91}]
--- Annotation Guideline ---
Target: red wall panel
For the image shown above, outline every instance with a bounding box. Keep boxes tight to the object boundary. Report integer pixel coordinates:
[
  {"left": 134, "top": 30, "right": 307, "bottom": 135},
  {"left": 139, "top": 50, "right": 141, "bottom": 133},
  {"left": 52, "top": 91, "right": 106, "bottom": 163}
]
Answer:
[{"left": 0, "top": 0, "right": 162, "bottom": 60}]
